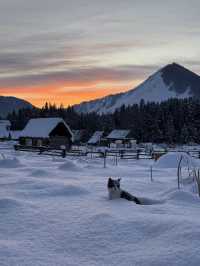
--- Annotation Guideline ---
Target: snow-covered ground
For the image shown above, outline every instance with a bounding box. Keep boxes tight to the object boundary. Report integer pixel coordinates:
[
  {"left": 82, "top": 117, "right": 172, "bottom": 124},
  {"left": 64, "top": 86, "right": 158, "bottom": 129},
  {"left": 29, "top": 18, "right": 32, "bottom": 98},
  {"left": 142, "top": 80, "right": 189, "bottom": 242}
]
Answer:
[{"left": 0, "top": 142, "right": 200, "bottom": 266}]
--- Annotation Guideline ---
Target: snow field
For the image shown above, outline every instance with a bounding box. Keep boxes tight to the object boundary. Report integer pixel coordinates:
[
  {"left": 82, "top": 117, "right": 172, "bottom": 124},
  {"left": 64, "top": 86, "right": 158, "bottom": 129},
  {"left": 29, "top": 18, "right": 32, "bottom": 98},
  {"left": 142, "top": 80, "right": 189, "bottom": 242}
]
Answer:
[{"left": 0, "top": 144, "right": 200, "bottom": 265}]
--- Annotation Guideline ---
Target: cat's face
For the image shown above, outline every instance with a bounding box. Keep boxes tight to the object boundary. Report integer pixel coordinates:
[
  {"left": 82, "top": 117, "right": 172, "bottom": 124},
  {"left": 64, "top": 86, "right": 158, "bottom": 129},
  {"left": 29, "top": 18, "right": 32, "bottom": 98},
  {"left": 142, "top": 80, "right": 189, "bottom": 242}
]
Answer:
[{"left": 107, "top": 178, "right": 121, "bottom": 190}]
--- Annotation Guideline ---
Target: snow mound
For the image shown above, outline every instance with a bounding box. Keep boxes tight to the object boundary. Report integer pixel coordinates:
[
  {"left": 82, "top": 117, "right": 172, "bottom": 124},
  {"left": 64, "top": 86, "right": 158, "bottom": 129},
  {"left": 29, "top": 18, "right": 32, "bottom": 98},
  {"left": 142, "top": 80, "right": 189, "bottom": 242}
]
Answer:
[
  {"left": 50, "top": 185, "right": 89, "bottom": 197},
  {"left": 75, "top": 158, "right": 88, "bottom": 165},
  {"left": 59, "top": 159, "right": 82, "bottom": 171},
  {"left": 0, "top": 157, "right": 22, "bottom": 168},
  {"left": 30, "top": 169, "right": 49, "bottom": 177},
  {"left": 154, "top": 152, "right": 193, "bottom": 168},
  {"left": 18, "top": 181, "right": 89, "bottom": 198},
  {"left": 0, "top": 198, "right": 21, "bottom": 209},
  {"left": 167, "top": 190, "right": 199, "bottom": 204}
]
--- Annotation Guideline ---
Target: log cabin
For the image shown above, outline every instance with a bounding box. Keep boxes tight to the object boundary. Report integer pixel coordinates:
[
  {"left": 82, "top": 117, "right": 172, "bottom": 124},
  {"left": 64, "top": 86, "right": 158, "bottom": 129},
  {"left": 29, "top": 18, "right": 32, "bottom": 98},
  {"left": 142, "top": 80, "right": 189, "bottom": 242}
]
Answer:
[{"left": 19, "top": 118, "right": 73, "bottom": 150}]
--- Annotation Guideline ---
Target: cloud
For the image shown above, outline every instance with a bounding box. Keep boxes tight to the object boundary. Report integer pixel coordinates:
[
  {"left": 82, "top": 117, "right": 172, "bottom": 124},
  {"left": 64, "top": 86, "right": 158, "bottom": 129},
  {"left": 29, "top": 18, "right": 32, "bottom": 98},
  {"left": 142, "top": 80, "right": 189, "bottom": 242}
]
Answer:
[
  {"left": 1, "top": 0, "right": 200, "bottom": 107},
  {"left": 0, "top": 64, "right": 158, "bottom": 88}
]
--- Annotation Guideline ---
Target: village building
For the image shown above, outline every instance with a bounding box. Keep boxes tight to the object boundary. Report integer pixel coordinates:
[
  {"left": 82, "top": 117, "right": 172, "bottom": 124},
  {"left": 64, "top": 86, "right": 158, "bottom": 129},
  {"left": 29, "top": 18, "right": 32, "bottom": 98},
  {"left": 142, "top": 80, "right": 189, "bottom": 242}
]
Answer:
[
  {"left": 72, "top": 129, "right": 87, "bottom": 145},
  {"left": 87, "top": 131, "right": 104, "bottom": 146},
  {"left": 10, "top": 130, "right": 22, "bottom": 140},
  {"left": 19, "top": 118, "right": 73, "bottom": 150},
  {"left": 0, "top": 120, "right": 11, "bottom": 130},
  {"left": 0, "top": 120, "right": 11, "bottom": 140},
  {"left": 105, "top": 129, "right": 137, "bottom": 148}
]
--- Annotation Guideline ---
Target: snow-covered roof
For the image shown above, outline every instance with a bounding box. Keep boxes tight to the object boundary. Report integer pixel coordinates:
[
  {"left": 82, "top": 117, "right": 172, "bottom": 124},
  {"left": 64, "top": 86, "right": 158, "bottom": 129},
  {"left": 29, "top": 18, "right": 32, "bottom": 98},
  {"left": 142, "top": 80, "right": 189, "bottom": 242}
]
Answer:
[
  {"left": 0, "top": 125, "right": 10, "bottom": 138},
  {"left": 10, "top": 130, "right": 22, "bottom": 140},
  {"left": 20, "top": 118, "right": 73, "bottom": 138},
  {"left": 0, "top": 120, "right": 11, "bottom": 126},
  {"left": 88, "top": 131, "right": 104, "bottom": 144},
  {"left": 106, "top": 129, "right": 131, "bottom": 140}
]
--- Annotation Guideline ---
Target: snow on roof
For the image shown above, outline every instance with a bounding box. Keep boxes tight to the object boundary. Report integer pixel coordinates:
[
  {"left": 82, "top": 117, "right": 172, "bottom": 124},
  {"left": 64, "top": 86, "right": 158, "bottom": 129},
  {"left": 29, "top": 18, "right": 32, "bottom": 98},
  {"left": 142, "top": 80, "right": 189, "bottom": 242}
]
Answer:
[
  {"left": 10, "top": 130, "right": 22, "bottom": 140},
  {"left": 0, "top": 125, "right": 10, "bottom": 138},
  {"left": 88, "top": 131, "right": 104, "bottom": 144},
  {"left": 0, "top": 120, "right": 11, "bottom": 126},
  {"left": 20, "top": 118, "right": 73, "bottom": 138},
  {"left": 106, "top": 129, "right": 131, "bottom": 139}
]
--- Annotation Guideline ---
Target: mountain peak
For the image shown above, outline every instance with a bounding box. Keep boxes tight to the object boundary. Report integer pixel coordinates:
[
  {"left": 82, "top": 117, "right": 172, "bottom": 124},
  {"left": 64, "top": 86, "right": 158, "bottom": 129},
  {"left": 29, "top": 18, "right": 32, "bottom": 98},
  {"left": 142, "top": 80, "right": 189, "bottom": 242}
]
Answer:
[
  {"left": 74, "top": 63, "right": 200, "bottom": 114},
  {"left": 161, "top": 62, "right": 196, "bottom": 73},
  {"left": 160, "top": 63, "right": 200, "bottom": 96}
]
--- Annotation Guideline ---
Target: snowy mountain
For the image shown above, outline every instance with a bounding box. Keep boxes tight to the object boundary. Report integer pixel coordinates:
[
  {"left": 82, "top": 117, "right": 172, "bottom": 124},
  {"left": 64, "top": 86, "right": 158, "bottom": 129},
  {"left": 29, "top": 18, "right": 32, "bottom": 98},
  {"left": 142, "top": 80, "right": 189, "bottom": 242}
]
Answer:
[
  {"left": 74, "top": 63, "right": 200, "bottom": 114},
  {"left": 0, "top": 96, "right": 33, "bottom": 118}
]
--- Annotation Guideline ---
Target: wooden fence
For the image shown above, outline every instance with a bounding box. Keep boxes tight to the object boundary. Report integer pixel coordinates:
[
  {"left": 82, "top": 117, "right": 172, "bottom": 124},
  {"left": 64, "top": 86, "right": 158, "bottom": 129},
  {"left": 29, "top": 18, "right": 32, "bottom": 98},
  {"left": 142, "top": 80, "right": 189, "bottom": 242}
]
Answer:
[{"left": 13, "top": 144, "right": 200, "bottom": 162}]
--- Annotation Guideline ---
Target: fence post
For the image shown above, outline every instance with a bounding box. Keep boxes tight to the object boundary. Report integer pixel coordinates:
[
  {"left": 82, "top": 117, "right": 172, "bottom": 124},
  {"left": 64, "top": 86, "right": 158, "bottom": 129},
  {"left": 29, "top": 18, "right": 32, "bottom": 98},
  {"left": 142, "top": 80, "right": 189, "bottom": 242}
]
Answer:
[
  {"left": 150, "top": 165, "right": 153, "bottom": 182},
  {"left": 39, "top": 147, "right": 43, "bottom": 154},
  {"left": 115, "top": 154, "right": 118, "bottom": 166},
  {"left": 177, "top": 155, "right": 183, "bottom": 189},
  {"left": 104, "top": 151, "right": 107, "bottom": 168},
  {"left": 62, "top": 149, "right": 66, "bottom": 158},
  {"left": 136, "top": 149, "right": 140, "bottom": 160}
]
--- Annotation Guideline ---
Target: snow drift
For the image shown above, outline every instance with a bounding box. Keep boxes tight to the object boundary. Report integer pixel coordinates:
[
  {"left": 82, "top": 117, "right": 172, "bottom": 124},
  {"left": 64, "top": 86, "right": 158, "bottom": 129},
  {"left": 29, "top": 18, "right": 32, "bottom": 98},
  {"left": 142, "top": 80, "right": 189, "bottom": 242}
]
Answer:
[{"left": 154, "top": 152, "right": 194, "bottom": 168}]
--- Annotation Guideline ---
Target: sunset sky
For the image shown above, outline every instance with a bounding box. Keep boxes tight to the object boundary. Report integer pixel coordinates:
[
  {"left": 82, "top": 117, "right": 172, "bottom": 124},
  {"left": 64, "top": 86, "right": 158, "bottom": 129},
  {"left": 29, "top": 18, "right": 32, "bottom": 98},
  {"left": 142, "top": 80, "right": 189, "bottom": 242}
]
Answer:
[{"left": 0, "top": 0, "right": 200, "bottom": 107}]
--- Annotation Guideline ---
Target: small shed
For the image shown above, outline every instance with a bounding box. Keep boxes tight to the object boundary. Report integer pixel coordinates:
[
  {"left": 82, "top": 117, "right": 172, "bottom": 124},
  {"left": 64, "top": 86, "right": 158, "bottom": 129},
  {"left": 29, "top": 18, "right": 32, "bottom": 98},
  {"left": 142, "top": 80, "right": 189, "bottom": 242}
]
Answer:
[
  {"left": 0, "top": 120, "right": 11, "bottom": 140},
  {"left": 0, "top": 120, "right": 11, "bottom": 130},
  {"left": 105, "top": 129, "right": 136, "bottom": 148},
  {"left": 88, "top": 131, "right": 104, "bottom": 146},
  {"left": 10, "top": 130, "right": 22, "bottom": 140},
  {"left": 19, "top": 117, "right": 73, "bottom": 150},
  {"left": 72, "top": 129, "right": 87, "bottom": 144}
]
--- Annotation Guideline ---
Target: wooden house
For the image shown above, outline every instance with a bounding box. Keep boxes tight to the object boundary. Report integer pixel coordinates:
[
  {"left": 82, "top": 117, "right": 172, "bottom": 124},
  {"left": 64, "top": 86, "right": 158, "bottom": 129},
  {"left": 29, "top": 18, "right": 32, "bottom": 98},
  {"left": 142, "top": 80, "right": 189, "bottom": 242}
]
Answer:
[
  {"left": 10, "top": 130, "right": 22, "bottom": 140},
  {"left": 87, "top": 131, "right": 104, "bottom": 146},
  {"left": 0, "top": 120, "right": 11, "bottom": 140},
  {"left": 19, "top": 118, "right": 73, "bottom": 150},
  {"left": 72, "top": 129, "right": 87, "bottom": 145},
  {"left": 105, "top": 129, "right": 136, "bottom": 148}
]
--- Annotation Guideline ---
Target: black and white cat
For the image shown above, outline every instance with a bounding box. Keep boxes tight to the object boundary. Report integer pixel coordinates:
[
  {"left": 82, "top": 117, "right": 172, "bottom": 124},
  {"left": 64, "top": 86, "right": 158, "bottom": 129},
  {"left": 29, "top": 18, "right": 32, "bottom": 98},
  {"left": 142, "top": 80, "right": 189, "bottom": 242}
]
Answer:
[{"left": 107, "top": 178, "right": 141, "bottom": 204}]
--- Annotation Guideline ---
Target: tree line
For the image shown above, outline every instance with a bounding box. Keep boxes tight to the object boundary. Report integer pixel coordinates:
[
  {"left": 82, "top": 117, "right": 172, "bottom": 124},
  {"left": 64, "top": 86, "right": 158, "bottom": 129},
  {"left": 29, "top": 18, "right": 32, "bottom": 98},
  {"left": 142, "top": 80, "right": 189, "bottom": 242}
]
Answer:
[{"left": 6, "top": 98, "right": 200, "bottom": 144}]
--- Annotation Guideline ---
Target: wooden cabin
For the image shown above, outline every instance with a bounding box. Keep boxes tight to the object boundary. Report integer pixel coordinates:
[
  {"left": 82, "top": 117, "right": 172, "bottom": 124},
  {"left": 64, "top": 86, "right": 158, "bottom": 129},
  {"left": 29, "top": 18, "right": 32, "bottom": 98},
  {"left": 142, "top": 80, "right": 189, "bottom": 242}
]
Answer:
[
  {"left": 72, "top": 129, "right": 87, "bottom": 145},
  {"left": 0, "top": 120, "right": 11, "bottom": 140},
  {"left": 87, "top": 131, "right": 104, "bottom": 146},
  {"left": 105, "top": 129, "right": 136, "bottom": 148},
  {"left": 10, "top": 130, "right": 22, "bottom": 141},
  {"left": 19, "top": 118, "right": 73, "bottom": 150}
]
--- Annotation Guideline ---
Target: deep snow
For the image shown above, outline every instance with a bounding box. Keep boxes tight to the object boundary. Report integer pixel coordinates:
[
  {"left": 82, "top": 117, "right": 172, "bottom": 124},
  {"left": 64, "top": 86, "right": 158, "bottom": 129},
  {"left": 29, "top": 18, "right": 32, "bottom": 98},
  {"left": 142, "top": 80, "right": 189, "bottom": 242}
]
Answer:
[{"left": 0, "top": 143, "right": 200, "bottom": 266}]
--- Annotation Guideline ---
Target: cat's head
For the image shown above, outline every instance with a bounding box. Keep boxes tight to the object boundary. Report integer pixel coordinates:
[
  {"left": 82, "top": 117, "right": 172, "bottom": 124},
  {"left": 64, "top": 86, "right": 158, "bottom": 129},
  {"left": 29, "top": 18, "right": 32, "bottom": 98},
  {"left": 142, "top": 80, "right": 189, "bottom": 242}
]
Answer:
[{"left": 107, "top": 177, "right": 121, "bottom": 190}]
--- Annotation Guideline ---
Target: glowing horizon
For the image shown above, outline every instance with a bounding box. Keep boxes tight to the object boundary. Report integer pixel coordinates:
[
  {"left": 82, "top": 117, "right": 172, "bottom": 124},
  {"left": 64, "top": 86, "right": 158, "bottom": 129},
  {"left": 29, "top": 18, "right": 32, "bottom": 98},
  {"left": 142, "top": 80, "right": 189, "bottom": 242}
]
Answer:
[{"left": 0, "top": 79, "right": 143, "bottom": 108}]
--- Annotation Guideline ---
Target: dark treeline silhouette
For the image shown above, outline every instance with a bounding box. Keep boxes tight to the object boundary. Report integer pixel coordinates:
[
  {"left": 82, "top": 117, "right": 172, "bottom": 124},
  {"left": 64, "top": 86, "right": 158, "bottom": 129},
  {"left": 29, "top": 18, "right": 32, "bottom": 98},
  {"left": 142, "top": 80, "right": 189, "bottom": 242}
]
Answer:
[{"left": 7, "top": 98, "right": 200, "bottom": 144}]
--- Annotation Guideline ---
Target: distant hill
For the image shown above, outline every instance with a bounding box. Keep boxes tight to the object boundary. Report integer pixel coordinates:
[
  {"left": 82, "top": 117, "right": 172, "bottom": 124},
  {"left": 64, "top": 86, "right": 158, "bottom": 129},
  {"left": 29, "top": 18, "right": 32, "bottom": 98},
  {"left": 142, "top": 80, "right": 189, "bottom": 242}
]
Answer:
[
  {"left": 74, "top": 63, "right": 200, "bottom": 114},
  {"left": 0, "top": 96, "right": 33, "bottom": 118}
]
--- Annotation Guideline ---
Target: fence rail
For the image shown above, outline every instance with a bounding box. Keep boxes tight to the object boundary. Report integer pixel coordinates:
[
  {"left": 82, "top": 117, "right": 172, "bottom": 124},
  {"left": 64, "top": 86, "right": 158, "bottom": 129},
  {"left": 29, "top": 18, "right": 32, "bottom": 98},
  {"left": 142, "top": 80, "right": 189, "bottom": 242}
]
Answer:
[{"left": 13, "top": 144, "right": 200, "bottom": 161}]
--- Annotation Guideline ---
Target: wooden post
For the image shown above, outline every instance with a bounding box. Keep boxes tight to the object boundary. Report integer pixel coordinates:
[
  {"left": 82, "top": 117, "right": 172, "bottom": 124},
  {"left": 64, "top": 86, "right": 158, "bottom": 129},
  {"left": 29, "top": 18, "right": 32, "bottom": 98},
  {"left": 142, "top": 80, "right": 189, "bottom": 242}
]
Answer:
[
  {"left": 104, "top": 151, "right": 107, "bottom": 168},
  {"left": 39, "top": 147, "right": 43, "bottom": 154},
  {"left": 177, "top": 155, "right": 183, "bottom": 189},
  {"left": 62, "top": 149, "right": 66, "bottom": 158},
  {"left": 150, "top": 165, "right": 153, "bottom": 182},
  {"left": 136, "top": 149, "right": 140, "bottom": 160}
]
